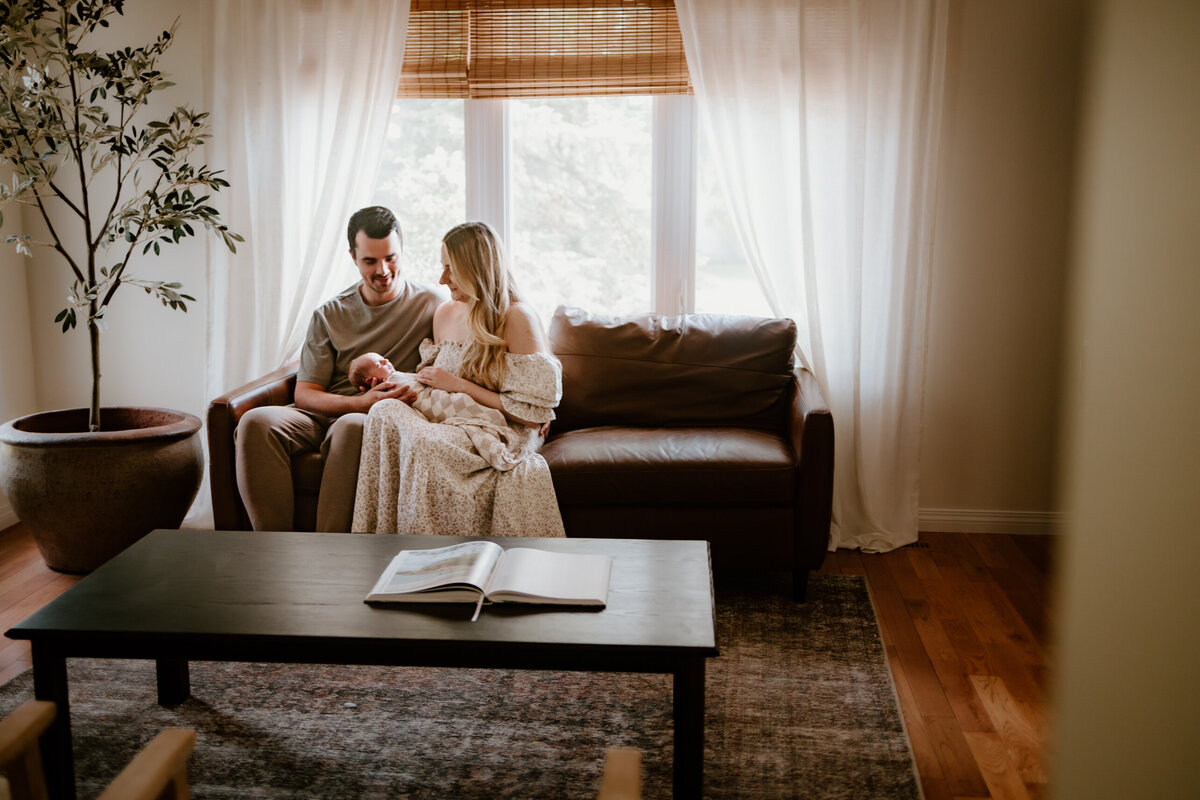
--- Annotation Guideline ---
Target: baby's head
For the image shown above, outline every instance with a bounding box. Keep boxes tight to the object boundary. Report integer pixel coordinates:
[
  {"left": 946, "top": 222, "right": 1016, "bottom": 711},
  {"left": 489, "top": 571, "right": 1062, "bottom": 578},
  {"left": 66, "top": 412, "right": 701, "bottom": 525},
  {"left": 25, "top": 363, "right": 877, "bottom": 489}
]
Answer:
[{"left": 349, "top": 352, "right": 394, "bottom": 392}]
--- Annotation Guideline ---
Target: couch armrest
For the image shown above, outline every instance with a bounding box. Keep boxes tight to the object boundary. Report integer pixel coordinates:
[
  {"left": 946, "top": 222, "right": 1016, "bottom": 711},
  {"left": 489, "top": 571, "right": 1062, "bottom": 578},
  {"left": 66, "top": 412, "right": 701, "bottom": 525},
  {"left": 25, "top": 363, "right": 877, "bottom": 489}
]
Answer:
[
  {"left": 206, "top": 361, "right": 300, "bottom": 530},
  {"left": 787, "top": 368, "right": 835, "bottom": 573}
]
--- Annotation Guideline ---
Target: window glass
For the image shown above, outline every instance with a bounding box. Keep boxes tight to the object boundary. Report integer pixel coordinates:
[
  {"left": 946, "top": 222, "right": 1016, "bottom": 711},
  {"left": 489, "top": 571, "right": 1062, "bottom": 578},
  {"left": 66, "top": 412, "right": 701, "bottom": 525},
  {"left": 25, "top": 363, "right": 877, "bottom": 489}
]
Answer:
[
  {"left": 371, "top": 99, "right": 466, "bottom": 288},
  {"left": 509, "top": 97, "right": 653, "bottom": 325},
  {"left": 694, "top": 127, "right": 773, "bottom": 317}
]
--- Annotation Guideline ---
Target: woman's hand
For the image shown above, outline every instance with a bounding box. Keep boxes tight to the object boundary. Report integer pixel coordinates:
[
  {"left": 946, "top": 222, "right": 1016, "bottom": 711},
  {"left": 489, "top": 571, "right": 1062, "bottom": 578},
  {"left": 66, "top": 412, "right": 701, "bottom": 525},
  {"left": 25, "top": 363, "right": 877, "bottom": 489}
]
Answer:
[{"left": 415, "top": 366, "right": 467, "bottom": 393}]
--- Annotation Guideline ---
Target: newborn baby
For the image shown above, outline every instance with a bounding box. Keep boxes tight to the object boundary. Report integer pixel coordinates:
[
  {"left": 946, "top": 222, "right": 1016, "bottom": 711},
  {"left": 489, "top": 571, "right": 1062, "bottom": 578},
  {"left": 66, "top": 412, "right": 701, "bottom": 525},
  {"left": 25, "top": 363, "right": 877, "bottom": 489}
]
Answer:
[{"left": 348, "top": 351, "right": 504, "bottom": 426}]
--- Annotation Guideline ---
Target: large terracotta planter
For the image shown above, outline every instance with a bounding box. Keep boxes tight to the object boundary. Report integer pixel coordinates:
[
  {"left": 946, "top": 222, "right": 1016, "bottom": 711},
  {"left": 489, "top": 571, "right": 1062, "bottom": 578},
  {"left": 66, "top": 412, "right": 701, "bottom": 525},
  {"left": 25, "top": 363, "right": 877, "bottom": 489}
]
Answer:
[{"left": 0, "top": 407, "right": 203, "bottom": 573}]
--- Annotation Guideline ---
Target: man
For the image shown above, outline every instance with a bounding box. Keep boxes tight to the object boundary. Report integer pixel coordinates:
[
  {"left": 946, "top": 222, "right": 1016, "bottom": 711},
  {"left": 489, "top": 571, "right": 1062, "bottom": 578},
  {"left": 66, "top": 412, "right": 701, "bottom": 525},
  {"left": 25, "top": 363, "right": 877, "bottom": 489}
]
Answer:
[{"left": 235, "top": 206, "right": 443, "bottom": 532}]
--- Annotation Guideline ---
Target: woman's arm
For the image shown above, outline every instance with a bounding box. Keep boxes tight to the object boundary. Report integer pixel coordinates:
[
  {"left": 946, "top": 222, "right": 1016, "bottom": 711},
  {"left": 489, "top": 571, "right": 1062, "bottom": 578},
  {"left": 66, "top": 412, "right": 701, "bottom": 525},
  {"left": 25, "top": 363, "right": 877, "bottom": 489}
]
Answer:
[{"left": 416, "top": 303, "right": 548, "bottom": 427}]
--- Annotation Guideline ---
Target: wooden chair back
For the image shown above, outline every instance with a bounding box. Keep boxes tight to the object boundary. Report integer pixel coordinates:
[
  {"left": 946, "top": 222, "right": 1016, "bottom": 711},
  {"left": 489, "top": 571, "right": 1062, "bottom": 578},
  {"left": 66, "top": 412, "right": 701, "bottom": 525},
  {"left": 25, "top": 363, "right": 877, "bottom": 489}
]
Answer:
[{"left": 0, "top": 700, "right": 195, "bottom": 800}]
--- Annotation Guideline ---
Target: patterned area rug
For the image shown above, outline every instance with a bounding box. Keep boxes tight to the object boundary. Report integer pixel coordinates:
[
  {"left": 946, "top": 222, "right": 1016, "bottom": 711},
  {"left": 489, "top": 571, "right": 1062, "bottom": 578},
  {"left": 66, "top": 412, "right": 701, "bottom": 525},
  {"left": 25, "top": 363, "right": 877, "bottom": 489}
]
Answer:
[{"left": 0, "top": 573, "right": 921, "bottom": 799}]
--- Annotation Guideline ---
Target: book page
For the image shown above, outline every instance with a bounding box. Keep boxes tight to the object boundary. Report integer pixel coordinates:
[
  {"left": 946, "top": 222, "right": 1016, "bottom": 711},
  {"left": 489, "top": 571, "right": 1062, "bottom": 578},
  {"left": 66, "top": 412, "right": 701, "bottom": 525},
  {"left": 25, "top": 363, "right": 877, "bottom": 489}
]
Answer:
[
  {"left": 485, "top": 547, "right": 612, "bottom": 606},
  {"left": 370, "top": 541, "right": 503, "bottom": 597}
]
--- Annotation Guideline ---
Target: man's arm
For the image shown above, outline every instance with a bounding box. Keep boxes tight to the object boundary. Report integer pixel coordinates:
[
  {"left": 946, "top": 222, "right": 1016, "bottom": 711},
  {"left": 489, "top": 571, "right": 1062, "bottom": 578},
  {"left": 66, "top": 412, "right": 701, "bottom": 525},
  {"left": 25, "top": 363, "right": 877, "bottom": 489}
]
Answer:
[{"left": 294, "top": 380, "right": 417, "bottom": 416}]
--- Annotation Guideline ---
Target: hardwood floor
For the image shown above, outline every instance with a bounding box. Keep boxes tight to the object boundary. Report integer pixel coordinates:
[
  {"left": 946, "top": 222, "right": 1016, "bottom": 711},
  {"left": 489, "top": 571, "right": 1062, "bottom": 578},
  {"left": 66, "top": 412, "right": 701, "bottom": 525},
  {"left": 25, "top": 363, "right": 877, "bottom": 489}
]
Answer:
[
  {"left": 818, "top": 530, "right": 1057, "bottom": 800},
  {"left": 0, "top": 522, "right": 1054, "bottom": 798},
  {"left": 0, "top": 523, "right": 84, "bottom": 685}
]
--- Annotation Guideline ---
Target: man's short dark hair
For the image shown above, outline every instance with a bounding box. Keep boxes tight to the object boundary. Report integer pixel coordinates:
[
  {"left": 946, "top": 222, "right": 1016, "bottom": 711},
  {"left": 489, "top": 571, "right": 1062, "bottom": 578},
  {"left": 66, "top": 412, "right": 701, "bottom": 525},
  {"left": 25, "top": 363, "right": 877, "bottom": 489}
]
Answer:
[{"left": 347, "top": 206, "right": 403, "bottom": 254}]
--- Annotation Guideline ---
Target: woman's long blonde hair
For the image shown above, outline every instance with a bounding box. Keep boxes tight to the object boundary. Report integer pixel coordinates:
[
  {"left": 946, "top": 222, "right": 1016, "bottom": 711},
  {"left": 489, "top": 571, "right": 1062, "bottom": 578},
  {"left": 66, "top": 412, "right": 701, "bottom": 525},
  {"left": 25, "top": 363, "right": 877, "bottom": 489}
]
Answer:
[{"left": 442, "top": 221, "right": 519, "bottom": 391}]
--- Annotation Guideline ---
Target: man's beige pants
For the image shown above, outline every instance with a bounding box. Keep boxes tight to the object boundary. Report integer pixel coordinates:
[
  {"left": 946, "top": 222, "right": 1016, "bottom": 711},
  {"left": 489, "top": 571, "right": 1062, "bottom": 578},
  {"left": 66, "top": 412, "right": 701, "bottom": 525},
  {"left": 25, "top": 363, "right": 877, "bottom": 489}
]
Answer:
[{"left": 234, "top": 406, "right": 365, "bottom": 532}]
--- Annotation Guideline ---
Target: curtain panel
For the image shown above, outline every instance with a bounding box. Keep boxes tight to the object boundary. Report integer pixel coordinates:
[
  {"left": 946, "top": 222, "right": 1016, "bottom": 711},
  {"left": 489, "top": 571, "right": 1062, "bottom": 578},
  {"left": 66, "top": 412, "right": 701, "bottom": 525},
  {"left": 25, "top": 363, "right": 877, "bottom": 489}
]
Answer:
[
  {"left": 676, "top": 0, "right": 949, "bottom": 551},
  {"left": 206, "top": 0, "right": 412, "bottom": 402}
]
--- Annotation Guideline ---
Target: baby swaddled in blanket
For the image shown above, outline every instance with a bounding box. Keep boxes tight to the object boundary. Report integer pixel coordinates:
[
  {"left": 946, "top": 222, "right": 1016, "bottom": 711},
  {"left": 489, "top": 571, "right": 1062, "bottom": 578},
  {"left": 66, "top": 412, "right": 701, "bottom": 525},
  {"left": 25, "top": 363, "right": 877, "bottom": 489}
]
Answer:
[
  {"left": 349, "top": 351, "right": 508, "bottom": 427},
  {"left": 348, "top": 351, "right": 525, "bottom": 471}
]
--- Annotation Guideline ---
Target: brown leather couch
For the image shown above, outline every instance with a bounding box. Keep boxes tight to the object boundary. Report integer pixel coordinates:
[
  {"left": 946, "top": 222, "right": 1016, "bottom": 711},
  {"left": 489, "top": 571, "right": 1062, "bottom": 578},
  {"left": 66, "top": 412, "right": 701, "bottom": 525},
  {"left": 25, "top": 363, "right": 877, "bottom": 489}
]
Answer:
[{"left": 207, "top": 307, "right": 834, "bottom": 600}]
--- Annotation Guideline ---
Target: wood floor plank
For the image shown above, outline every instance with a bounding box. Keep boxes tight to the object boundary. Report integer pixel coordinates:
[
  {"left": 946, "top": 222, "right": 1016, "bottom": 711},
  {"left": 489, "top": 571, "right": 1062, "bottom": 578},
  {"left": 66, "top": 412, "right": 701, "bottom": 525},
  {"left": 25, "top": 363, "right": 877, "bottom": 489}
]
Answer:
[
  {"left": 941, "top": 617, "right": 997, "bottom": 677},
  {"left": 963, "top": 731, "right": 1035, "bottom": 800},
  {"left": 910, "top": 612, "right": 995, "bottom": 733},
  {"left": 906, "top": 547, "right": 945, "bottom": 583},
  {"left": 873, "top": 586, "right": 956, "bottom": 718},
  {"left": 0, "top": 561, "right": 68, "bottom": 616},
  {"left": 862, "top": 551, "right": 900, "bottom": 593},
  {"left": 918, "top": 776, "right": 954, "bottom": 800},
  {"left": 889, "top": 654, "right": 945, "bottom": 784},
  {"left": 927, "top": 715, "right": 992, "bottom": 797},
  {"left": 923, "top": 532, "right": 967, "bottom": 572},
  {"left": 885, "top": 548, "right": 927, "bottom": 603},
  {"left": 946, "top": 566, "right": 1046, "bottom": 667},
  {"left": 835, "top": 547, "right": 868, "bottom": 576},
  {"left": 979, "top": 640, "right": 1048, "bottom": 710},
  {"left": 0, "top": 657, "right": 30, "bottom": 686},
  {"left": 969, "top": 675, "right": 1047, "bottom": 786},
  {"left": 1011, "top": 535, "right": 1057, "bottom": 577},
  {"left": 940, "top": 534, "right": 993, "bottom": 582},
  {"left": 0, "top": 572, "right": 79, "bottom": 632},
  {"left": 967, "top": 534, "right": 1012, "bottom": 570},
  {"left": 990, "top": 566, "right": 1048, "bottom": 643}
]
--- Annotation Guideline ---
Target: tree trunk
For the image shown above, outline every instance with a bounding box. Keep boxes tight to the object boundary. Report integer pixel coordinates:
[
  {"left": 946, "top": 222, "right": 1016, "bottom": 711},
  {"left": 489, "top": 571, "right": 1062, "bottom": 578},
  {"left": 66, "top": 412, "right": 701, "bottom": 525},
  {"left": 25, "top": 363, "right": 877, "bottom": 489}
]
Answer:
[{"left": 88, "top": 298, "right": 101, "bottom": 432}]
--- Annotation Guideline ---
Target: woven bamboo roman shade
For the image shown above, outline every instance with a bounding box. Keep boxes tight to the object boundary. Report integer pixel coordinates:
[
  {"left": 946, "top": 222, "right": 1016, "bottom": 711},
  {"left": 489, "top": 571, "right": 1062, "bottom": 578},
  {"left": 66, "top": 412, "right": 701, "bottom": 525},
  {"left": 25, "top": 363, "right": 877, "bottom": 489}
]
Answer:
[{"left": 398, "top": 0, "right": 692, "bottom": 98}]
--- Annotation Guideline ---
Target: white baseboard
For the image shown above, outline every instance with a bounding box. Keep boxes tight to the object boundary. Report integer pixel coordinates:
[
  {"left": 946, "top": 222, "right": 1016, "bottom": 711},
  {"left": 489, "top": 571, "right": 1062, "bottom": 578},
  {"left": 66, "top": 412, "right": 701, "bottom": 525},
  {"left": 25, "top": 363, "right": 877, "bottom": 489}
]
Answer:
[
  {"left": 919, "top": 507, "right": 1061, "bottom": 535},
  {"left": 0, "top": 496, "right": 17, "bottom": 532}
]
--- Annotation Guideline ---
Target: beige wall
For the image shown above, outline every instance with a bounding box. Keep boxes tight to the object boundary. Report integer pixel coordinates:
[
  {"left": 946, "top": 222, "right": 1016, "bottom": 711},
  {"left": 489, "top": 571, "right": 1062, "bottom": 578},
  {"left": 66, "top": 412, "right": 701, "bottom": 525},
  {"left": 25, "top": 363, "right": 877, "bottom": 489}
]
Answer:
[
  {"left": 0, "top": 191, "right": 37, "bottom": 421},
  {"left": 1051, "top": 1, "right": 1200, "bottom": 795},
  {"left": 921, "top": 0, "right": 1086, "bottom": 530},
  {"left": 0, "top": 175, "right": 37, "bottom": 528}
]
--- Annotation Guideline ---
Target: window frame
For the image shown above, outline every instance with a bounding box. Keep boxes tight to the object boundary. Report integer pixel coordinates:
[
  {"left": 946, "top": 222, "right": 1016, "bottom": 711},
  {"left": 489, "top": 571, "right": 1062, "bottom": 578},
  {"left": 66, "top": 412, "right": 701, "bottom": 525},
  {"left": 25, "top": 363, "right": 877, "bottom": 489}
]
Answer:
[{"left": 462, "top": 94, "right": 697, "bottom": 315}]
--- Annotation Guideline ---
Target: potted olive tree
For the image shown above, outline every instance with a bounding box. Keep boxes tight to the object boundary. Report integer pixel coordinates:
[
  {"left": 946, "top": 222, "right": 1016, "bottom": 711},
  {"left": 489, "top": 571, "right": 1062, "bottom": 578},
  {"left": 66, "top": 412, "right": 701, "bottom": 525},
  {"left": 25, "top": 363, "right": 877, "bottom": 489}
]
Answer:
[{"left": 0, "top": 0, "right": 241, "bottom": 571}]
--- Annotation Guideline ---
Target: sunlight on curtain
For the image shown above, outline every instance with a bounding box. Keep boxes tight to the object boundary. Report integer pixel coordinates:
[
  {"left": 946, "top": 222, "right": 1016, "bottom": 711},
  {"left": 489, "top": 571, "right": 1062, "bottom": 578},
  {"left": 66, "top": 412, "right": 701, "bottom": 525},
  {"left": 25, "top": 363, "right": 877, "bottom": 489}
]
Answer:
[
  {"left": 206, "top": 0, "right": 411, "bottom": 399},
  {"left": 676, "top": 0, "right": 948, "bottom": 552},
  {"left": 192, "top": 0, "right": 409, "bottom": 527}
]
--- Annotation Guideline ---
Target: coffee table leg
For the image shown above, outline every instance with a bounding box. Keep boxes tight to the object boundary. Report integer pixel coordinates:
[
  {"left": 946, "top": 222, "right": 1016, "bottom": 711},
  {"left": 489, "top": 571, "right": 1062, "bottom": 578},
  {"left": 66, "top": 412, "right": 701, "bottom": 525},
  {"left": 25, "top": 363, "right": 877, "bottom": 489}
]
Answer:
[
  {"left": 673, "top": 659, "right": 705, "bottom": 800},
  {"left": 156, "top": 658, "right": 191, "bottom": 706},
  {"left": 31, "top": 642, "right": 75, "bottom": 800}
]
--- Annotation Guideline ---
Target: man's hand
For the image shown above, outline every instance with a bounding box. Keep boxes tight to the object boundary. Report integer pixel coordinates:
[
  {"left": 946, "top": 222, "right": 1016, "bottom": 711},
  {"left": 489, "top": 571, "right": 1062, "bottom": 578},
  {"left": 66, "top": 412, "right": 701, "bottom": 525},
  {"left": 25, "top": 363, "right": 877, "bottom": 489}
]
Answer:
[{"left": 359, "top": 380, "right": 418, "bottom": 410}]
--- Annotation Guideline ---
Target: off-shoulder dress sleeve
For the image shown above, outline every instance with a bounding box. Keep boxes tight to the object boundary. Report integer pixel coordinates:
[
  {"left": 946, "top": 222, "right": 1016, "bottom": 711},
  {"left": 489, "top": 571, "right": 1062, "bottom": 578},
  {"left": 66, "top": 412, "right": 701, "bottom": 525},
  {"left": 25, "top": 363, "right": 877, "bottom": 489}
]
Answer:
[{"left": 499, "top": 352, "right": 562, "bottom": 424}]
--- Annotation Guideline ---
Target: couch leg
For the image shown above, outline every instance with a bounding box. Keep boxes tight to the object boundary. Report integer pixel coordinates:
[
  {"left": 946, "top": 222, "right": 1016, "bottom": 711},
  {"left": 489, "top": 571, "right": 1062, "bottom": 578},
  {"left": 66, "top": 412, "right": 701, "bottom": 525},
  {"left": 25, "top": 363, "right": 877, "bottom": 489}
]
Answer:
[{"left": 792, "top": 569, "right": 809, "bottom": 603}]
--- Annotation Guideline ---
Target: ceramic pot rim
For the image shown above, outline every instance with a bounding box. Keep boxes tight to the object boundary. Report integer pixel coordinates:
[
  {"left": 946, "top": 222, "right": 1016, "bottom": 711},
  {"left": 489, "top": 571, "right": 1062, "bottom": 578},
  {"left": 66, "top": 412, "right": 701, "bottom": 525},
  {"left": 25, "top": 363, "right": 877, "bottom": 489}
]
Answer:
[{"left": 0, "top": 407, "right": 202, "bottom": 448}]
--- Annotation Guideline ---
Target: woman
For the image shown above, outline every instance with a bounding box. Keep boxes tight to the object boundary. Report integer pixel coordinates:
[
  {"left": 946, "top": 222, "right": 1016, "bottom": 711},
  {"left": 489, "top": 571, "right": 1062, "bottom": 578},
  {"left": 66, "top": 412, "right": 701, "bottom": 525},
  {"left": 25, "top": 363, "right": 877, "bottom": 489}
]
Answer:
[{"left": 351, "top": 222, "right": 565, "bottom": 538}]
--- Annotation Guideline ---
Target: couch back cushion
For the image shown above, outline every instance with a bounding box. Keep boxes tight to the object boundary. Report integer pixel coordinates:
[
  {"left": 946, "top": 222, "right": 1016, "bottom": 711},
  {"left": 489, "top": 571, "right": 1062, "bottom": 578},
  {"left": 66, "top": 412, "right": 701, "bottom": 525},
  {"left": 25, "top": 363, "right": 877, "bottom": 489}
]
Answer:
[{"left": 548, "top": 306, "right": 797, "bottom": 432}]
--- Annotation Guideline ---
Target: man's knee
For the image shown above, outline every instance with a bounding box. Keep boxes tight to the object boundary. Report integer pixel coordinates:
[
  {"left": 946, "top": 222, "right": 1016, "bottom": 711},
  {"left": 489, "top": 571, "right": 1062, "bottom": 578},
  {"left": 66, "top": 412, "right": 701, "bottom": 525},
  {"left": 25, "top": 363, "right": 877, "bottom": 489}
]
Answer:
[
  {"left": 237, "top": 406, "right": 287, "bottom": 449},
  {"left": 237, "top": 406, "right": 324, "bottom": 455},
  {"left": 322, "top": 413, "right": 365, "bottom": 460}
]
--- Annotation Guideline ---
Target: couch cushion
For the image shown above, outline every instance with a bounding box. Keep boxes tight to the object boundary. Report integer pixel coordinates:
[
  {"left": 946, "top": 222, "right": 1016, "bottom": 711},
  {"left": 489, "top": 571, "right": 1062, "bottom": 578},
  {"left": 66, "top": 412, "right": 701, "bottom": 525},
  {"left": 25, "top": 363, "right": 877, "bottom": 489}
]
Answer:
[
  {"left": 542, "top": 426, "right": 795, "bottom": 507},
  {"left": 549, "top": 307, "right": 797, "bottom": 432}
]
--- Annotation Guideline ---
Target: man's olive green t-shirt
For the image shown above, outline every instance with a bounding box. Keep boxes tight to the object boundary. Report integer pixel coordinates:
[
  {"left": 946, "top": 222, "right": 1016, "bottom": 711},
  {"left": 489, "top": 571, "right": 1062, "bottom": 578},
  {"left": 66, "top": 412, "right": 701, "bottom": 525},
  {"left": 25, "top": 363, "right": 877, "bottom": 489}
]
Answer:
[{"left": 298, "top": 281, "right": 443, "bottom": 397}]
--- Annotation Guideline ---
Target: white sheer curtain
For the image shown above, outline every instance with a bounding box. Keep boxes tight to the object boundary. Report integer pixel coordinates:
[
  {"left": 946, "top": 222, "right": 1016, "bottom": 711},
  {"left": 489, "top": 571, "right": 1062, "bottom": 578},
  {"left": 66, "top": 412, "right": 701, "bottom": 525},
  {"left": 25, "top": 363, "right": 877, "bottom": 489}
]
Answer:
[
  {"left": 184, "top": 0, "right": 408, "bottom": 527},
  {"left": 676, "top": 0, "right": 948, "bottom": 552},
  {"left": 205, "top": 0, "right": 411, "bottom": 401}
]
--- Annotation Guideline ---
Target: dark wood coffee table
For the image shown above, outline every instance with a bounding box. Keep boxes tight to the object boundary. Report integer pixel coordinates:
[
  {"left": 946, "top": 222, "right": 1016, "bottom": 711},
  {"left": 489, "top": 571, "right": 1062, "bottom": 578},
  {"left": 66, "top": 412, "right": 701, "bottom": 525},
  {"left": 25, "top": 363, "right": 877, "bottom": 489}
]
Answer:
[{"left": 6, "top": 530, "right": 718, "bottom": 800}]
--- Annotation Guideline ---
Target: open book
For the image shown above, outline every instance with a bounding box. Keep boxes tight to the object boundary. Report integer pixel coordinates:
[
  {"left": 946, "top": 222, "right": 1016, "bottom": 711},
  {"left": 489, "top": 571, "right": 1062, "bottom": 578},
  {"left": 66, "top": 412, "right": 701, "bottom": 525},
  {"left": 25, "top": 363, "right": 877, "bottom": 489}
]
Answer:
[{"left": 365, "top": 541, "right": 612, "bottom": 616}]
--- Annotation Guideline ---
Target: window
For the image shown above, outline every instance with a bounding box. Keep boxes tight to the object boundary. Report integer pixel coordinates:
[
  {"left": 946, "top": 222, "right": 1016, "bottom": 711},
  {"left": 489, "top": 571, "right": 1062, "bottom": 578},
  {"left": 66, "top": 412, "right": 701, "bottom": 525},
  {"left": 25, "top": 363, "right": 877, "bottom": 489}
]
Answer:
[
  {"left": 509, "top": 96, "right": 652, "bottom": 321},
  {"left": 371, "top": 1, "right": 770, "bottom": 321},
  {"left": 373, "top": 96, "right": 771, "bottom": 322},
  {"left": 372, "top": 99, "right": 465, "bottom": 287}
]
